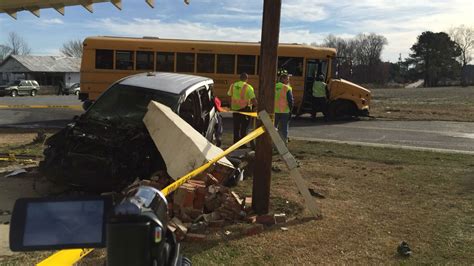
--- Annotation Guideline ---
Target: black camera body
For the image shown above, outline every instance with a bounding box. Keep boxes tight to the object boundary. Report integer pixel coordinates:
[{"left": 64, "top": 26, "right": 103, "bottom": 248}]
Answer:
[
  {"left": 107, "top": 186, "right": 184, "bottom": 266},
  {"left": 9, "top": 186, "right": 189, "bottom": 266}
]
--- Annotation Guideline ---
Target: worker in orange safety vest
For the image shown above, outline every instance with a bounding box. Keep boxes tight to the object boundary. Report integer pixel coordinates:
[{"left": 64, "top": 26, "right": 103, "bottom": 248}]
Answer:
[
  {"left": 227, "top": 72, "right": 258, "bottom": 143},
  {"left": 274, "top": 71, "right": 294, "bottom": 144}
]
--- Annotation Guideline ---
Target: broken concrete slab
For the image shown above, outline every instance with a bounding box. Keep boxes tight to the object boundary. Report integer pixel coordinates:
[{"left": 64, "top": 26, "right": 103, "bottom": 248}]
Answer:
[{"left": 143, "top": 101, "right": 234, "bottom": 181}]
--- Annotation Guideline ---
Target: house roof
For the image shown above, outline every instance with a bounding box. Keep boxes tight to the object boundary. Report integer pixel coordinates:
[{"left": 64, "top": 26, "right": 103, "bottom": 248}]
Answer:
[{"left": 1, "top": 55, "right": 80, "bottom": 72}]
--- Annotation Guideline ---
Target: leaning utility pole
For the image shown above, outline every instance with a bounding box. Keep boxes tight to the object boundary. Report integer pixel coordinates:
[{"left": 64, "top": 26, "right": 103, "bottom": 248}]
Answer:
[{"left": 252, "top": 0, "right": 281, "bottom": 214}]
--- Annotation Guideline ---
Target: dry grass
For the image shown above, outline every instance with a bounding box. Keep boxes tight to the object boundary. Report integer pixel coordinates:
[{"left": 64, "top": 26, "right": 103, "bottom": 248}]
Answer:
[
  {"left": 370, "top": 86, "right": 474, "bottom": 121},
  {"left": 1, "top": 136, "right": 473, "bottom": 265},
  {"left": 182, "top": 140, "right": 474, "bottom": 265}
]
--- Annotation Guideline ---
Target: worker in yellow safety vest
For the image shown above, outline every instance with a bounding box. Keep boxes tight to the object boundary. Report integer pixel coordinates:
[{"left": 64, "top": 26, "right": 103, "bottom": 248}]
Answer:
[
  {"left": 228, "top": 72, "right": 257, "bottom": 143},
  {"left": 274, "top": 72, "right": 294, "bottom": 144},
  {"left": 311, "top": 74, "right": 328, "bottom": 119}
]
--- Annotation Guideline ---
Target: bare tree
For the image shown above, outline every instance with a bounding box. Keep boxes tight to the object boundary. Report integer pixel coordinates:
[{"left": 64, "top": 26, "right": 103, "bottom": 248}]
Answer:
[
  {"left": 60, "top": 39, "right": 83, "bottom": 57},
  {"left": 353, "top": 33, "right": 387, "bottom": 66},
  {"left": 322, "top": 34, "right": 357, "bottom": 59},
  {"left": 5, "top": 32, "right": 31, "bottom": 55},
  {"left": 0, "top": 44, "right": 12, "bottom": 61},
  {"left": 448, "top": 25, "right": 474, "bottom": 66}
]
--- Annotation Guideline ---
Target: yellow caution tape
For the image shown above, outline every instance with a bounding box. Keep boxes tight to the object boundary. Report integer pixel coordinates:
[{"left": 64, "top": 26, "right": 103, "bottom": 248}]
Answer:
[
  {"left": 220, "top": 109, "right": 258, "bottom": 118},
  {"left": 37, "top": 126, "right": 266, "bottom": 266},
  {"left": 234, "top": 111, "right": 258, "bottom": 118},
  {"left": 0, "top": 153, "right": 38, "bottom": 163},
  {"left": 37, "top": 248, "right": 93, "bottom": 266},
  {"left": 0, "top": 158, "right": 37, "bottom": 164},
  {"left": 0, "top": 105, "right": 82, "bottom": 109},
  {"left": 161, "top": 126, "right": 265, "bottom": 196}
]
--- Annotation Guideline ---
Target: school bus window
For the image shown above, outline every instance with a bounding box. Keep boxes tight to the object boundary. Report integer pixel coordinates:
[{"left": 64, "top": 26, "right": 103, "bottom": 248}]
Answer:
[
  {"left": 237, "top": 55, "right": 256, "bottom": 75},
  {"left": 136, "top": 51, "right": 154, "bottom": 71},
  {"left": 116, "top": 50, "right": 134, "bottom": 70},
  {"left": 177, "top": 53, "right": 195, "bottom": 73},
  {"left": 197, "top": 53, "right": 215, "bottom": 73},
  {"left": 217, "top": 54, "right": 235, "bottom": 74},
  {"left": 95, "top": 49, "right": 113, "bottom": 69},
  {"left": 156, "top": 52, "right": 174, "bottom": 72},
  {"left": 278, "top": 57, "right": 303, "bottom": 76}
]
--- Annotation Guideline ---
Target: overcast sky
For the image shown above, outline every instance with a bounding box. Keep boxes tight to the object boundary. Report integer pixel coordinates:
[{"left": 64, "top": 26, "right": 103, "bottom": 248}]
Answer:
[{"left": 0, "top": 0, "right": 473, "bottom": 62}]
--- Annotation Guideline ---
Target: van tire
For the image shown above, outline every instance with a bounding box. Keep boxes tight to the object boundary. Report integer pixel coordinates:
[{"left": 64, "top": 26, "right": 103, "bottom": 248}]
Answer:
[
  {"left": 11, "top": 90, "right": 18, "bottom": 97},
  {"left": 30, "top": 90, "right": 37, "bottom": 97}
]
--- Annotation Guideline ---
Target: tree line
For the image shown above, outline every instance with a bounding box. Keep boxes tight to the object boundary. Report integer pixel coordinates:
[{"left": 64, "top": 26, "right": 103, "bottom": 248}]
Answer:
[
  {"left": 314, "top": 25, "right": 473, "bottom": 87},
  {"left": 0, "top": 32, "right": 82, "bottom": 63},
  {"left": 1, "top": 25, "right": 472, "bottom": 87}
]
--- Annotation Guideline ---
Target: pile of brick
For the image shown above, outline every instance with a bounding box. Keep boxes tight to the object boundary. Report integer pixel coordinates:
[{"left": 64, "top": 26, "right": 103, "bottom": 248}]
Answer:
[
  {"left": 168, "top": 164, "right": 248, "bottom": 240},
  {"left": 167, "top": 165, "right": 289, "bottom": 241}
]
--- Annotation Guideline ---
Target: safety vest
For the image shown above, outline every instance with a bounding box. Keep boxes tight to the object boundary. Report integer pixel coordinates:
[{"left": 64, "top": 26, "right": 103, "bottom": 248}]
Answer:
[
  {"left": 312, "top": 81, "right": 326, "bottom": 97},
  {"left": 275, "top": 82, "right": 291, "bottom": 113},
  {"left": 229, "top": 81, "right": 250, "bottom": 110}
]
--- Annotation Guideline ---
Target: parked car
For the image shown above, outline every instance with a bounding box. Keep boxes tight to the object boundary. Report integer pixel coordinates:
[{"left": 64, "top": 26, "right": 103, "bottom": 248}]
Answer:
[
  {"left": 64, "top": 83, "right": 80, "bottom": 95},
  {"left": 40, "top": 72, "right": 218, "bottom": 192},
  {"left": 0, "top": 80, "right": 40, "bottom": 97}
]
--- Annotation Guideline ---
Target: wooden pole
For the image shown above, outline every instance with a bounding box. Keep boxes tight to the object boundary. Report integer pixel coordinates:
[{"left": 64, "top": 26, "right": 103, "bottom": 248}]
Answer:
[{"left": 252, "top": 0, "right": 281, "bottom": 214}]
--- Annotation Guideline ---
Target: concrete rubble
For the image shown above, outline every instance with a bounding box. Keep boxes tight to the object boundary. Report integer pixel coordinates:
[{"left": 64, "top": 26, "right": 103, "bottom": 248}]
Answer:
[
  {"left": 140, "top": 101, "right": 288, "bottom": 241},
  {"left": 165, "top": 170, "right": 288, "bottom": 241}
]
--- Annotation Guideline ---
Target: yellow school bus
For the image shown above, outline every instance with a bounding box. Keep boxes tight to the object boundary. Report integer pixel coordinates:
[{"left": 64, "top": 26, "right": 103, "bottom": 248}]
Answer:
[{"left": 80, "top": 36, "right": 371, "bottom": 117}]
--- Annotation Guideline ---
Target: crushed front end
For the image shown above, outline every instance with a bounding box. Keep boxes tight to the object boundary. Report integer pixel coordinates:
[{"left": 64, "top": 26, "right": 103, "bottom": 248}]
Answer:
[{"left": 39, "top": 119, "right": 166, "bottom": 192}]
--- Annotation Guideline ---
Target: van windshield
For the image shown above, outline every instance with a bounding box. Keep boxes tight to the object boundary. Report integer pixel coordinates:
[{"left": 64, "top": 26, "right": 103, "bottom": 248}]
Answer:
[{"left": 85, "top": 84, "right": 180, "bottom": 126}]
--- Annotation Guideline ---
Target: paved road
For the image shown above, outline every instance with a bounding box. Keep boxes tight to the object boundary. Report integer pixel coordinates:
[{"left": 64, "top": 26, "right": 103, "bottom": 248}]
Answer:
[
  {"left": 0, "top": 95, "right": 83, "bottom": 128},
  {"left": 0, "top": 96, "right": 473, "bottom": 154},
  {"left": 288, "top": 117, "right": 474, "bottom": 154}
]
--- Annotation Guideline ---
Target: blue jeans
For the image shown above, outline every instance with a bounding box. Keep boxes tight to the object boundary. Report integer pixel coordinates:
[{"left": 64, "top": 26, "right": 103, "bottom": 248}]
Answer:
[{"left": 274, "top": 113, "right": 290, "bottom": 143}]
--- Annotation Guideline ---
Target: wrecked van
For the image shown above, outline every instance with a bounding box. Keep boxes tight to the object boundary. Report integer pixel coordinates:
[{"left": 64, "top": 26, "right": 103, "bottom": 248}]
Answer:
[{"left": 40, "top": 72, "right": 218, "bottom": 192}]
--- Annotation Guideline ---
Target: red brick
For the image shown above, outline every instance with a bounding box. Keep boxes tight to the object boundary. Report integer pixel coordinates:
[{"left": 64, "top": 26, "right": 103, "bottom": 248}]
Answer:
[
  {"left": 274, "top": 213, "right": 287, "bottom": 224},
  {"left": 186, "top": 233, "right": 206, "bottom": 241},
  {"left": 246, "top": 215, "right": 257, "bottom": 224},
  {"left": 193, "top": 187, "right": 207, "bottom": 210},
  {"left": 245, "top": 224, "right": 264, "bottom": 236},
  {"left": 256, "top": 214, "right": 275, "bottom": 225},
  {"left": 208, "top": 219, "right": 225, "bottom": 228},
  {"left": 174, "top": 186, "right": 195, "bottom": 209},
  {"left": 169, "top": 218, "right": 188, "bottom": 241},
  {"left": 206, "top": 173, "right": 220, "bottom": 185},
  {"left": 187, "top": 179, "right": 206, "bottom": 188}
]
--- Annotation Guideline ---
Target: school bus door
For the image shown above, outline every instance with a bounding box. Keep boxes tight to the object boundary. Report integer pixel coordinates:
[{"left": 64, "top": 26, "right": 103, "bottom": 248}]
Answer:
[{"left": 297, "top": 59, "right": 318, "bottom": 115}]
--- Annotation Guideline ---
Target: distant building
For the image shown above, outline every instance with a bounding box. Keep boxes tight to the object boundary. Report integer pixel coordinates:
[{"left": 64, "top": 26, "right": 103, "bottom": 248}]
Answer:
[{"left": 0, "top": 55, "right": 80, "bottom": 88}]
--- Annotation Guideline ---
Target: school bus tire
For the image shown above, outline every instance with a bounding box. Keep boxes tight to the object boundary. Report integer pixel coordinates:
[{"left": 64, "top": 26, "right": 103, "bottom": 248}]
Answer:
[{"left": 328, "top": 99, "right": 357, "bottom": 120}]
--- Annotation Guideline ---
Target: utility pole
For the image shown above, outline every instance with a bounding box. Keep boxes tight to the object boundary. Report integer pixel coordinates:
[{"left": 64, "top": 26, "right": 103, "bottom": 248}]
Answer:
[{"left": 252, "top": 0, "right": 281, "bottom": 214}]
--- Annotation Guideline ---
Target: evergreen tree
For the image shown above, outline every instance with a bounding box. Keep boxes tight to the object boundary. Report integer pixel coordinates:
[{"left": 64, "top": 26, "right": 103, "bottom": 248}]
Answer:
[{"left": 409, "top": 31, "right": 461, "bottom": 87}]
